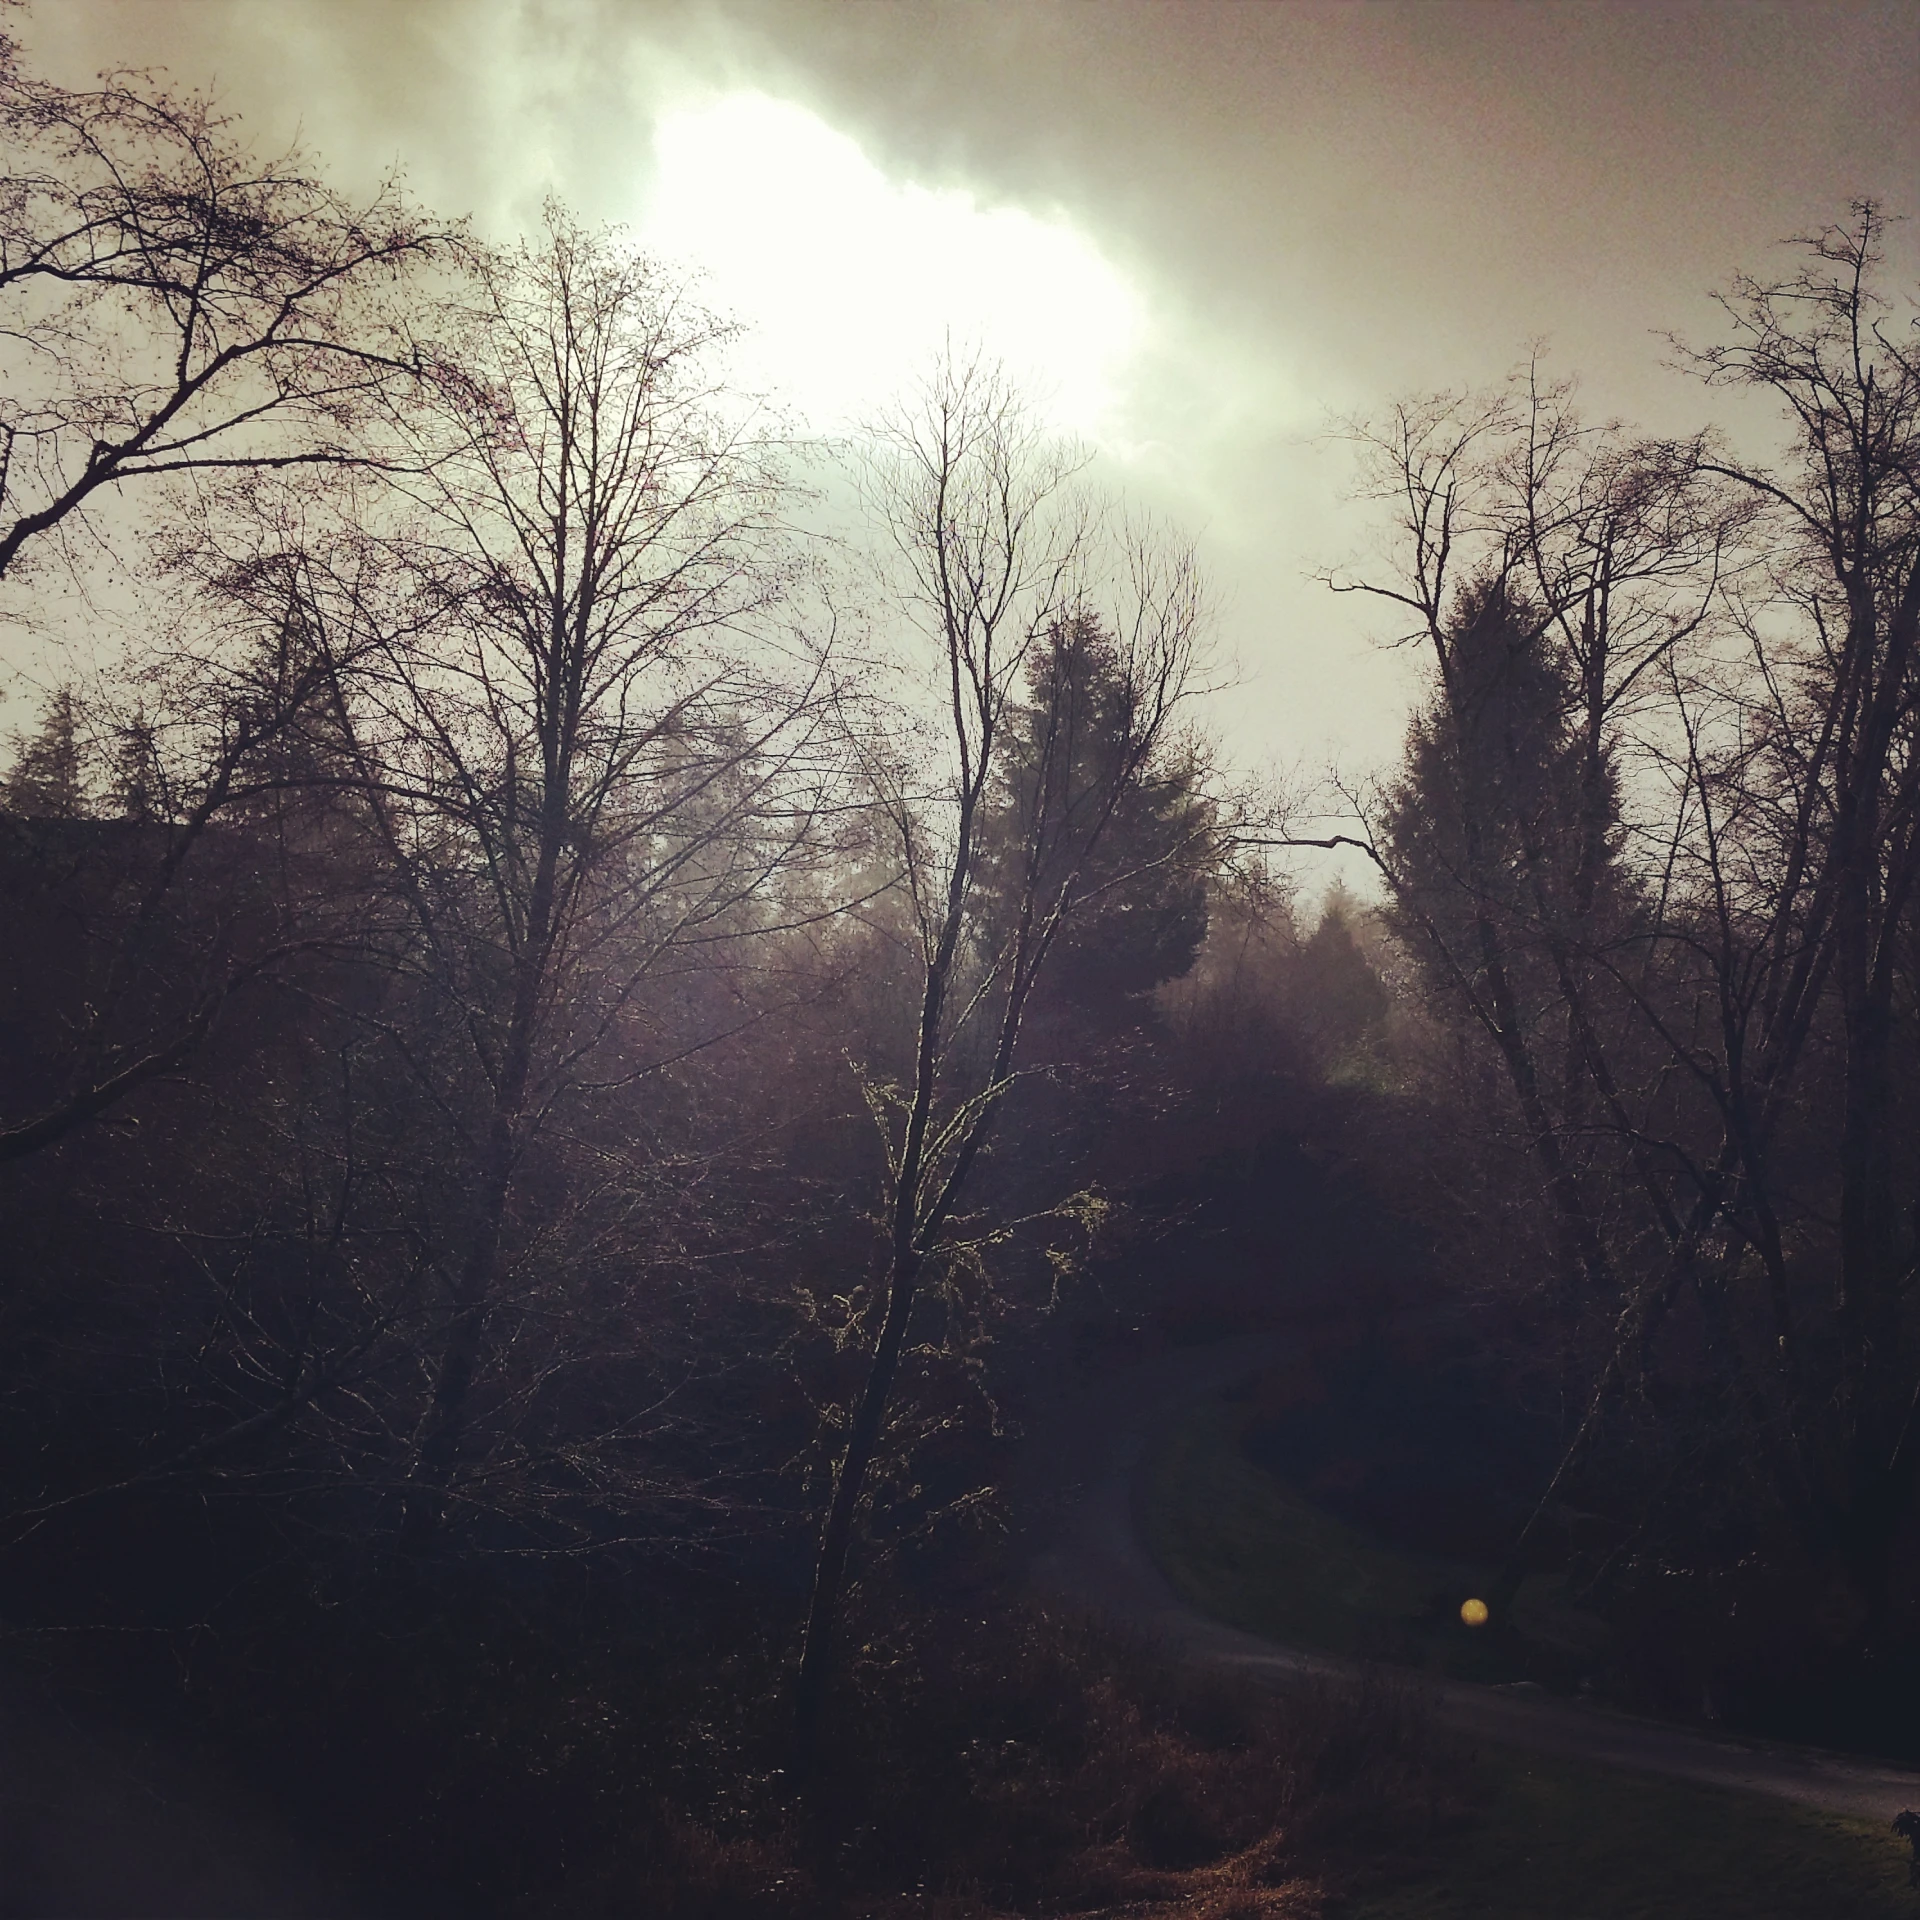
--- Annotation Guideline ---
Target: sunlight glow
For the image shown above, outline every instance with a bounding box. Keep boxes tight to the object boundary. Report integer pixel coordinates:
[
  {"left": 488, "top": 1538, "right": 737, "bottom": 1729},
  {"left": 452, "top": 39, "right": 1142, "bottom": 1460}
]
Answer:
[{"left": 638, "top": 94, "right": 1147, "bottom": 437}]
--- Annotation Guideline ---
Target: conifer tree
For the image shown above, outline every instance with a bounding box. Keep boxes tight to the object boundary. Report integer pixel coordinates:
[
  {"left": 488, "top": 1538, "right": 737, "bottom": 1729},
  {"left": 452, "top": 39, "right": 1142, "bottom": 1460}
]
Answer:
[{"left": 3, "top": 686, "right": 85, "bottom": 816}]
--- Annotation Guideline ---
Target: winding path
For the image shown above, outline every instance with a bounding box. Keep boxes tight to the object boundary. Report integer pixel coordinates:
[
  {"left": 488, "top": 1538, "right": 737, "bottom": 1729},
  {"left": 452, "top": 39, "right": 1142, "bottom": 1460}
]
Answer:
[{"left": 1019, "top": 1334, "right": 1920, "bottom": 1824}]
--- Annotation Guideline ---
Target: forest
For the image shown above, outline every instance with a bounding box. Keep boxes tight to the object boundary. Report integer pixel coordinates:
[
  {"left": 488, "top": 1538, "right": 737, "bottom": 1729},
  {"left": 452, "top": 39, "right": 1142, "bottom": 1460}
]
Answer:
[{"left": 1, "top": 20, "right": 1917, "bottom": 1919}]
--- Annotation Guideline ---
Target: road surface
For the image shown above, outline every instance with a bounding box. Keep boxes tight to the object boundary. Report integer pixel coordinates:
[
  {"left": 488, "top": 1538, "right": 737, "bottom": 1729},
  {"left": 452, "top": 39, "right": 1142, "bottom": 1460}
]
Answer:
[{"left": 1020, "top": 1334, "right": 1920, "bottom": 1825}]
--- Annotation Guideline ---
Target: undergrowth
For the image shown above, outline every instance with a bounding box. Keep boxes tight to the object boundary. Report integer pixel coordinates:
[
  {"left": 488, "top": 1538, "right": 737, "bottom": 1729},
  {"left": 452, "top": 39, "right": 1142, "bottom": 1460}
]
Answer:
[
  {"left": 562, "top": 1600, "right": 1458, "bottom": 1919},
  {"left": 83, "top": 1561, "right": 1454, "bottom": 1919}
]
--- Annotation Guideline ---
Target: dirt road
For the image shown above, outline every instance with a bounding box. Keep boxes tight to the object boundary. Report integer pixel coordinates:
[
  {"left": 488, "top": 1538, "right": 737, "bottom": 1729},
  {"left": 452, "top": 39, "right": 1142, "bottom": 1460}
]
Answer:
[{"left": 1020, "top": 1334, "right": 1920, "bottom": 1824}]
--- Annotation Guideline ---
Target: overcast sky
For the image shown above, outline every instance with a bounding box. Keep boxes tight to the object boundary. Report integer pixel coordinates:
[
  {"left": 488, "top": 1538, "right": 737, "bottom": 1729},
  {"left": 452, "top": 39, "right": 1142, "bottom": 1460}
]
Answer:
[{"left": 16, "top": 0, "right": 1920, "bottom": 795}]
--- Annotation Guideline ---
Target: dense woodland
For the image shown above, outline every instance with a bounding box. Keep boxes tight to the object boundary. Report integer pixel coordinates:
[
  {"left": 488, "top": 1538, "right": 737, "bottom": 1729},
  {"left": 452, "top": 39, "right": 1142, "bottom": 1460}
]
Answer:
[{"left": 0, "top": 20, "right": 1916, "bottom": 1917}]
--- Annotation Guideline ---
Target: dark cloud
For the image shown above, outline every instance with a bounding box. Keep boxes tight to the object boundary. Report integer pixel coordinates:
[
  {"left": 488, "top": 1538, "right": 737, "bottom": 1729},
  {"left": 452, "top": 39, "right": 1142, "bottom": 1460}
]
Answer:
[{"left": 13, "top": 0, "right": 1917, "bottom": 773}]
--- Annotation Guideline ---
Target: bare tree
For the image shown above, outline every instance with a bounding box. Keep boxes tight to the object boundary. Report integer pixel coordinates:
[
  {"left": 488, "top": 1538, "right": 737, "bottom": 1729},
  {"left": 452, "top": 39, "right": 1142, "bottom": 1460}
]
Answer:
[
  {"left": 1311, "top": 370, "right": 1774, "bottom": 1606},
  {"left": 212, "top": 209, "right": 849, "bottom": 1542},
  {"left": 1324, "top": 212, "right": 1920, "bottom": 1631},
  {"left": 0, "top": 26, "right": 444, "bottom": 587},
  {"left": 792, "top": 356, "right": 1209, "bottom": 1765},
  {"left": 1650, "top": 202, "right": 1920, "bottom": 1618}
]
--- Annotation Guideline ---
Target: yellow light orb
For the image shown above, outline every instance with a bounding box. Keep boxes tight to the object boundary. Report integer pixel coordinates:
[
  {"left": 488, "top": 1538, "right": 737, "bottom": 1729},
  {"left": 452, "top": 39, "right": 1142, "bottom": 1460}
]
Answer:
[{"left": 1460, "top": 1597, "right": 1490, "bottom": 1627}]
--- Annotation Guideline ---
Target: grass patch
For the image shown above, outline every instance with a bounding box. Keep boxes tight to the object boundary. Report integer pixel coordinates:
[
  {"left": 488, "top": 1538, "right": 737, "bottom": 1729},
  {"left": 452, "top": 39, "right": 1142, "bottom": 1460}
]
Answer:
[
  {"left": 1143, "top": 1387, "right": 1606, "bottom": 1685},
  {"left": 1341, "top": 1747, "right": 1914, "bottom": 1918},
  {"left": 1146, "top": 1387, "right": 1913, "bottom": 1917}
]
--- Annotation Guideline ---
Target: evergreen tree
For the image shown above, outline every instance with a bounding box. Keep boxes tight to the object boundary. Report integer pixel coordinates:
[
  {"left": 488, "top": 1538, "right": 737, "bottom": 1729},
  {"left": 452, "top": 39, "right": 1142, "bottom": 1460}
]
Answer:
[
  {"left": 108, "top": 718, "right": 167, "bottom": 823},
  {"left": 1291, "top": 889, "right": 1389, "bottom": 1067},
  {"left": 1378, "top": 573, "right": 1626, "bottom": 1321},
  {"left": 3, "top": 688, "right": 87, "bottom": 817},
  {"left": 977, "top": 614, "right": 1212, "bottom": 1027},
  {"left": 1382, "top": 574, "right": 1593, "bottom": 993}
]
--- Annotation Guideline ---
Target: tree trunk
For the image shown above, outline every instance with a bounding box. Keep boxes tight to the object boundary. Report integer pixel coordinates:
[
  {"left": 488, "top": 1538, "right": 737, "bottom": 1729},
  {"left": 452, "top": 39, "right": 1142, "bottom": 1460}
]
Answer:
[
  {"left": 399, "top": 800, "right": 564, "bottom": 1546},
  {"left": 792, "top": 1249, "right": 921, "bottom": 1775}
]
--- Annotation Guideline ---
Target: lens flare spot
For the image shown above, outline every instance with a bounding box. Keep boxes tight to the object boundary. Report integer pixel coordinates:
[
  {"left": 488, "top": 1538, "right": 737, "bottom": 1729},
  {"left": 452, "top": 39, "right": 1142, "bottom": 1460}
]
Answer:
[{"left": 1460, "top": 1597, "right": 1490, "bottom": 1627}]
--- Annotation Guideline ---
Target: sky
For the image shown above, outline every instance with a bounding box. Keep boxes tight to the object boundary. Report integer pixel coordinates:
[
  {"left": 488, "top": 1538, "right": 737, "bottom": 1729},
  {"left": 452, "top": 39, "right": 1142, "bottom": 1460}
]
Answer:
[{"left": 12, "top": 0, "right": 1920, "bottom": 815}]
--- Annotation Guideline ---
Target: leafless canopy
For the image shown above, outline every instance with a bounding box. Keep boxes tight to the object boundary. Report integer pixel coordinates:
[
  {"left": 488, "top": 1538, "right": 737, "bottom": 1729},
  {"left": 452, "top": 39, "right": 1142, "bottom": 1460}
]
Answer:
[{"left": 0, "top": 41, "right": 447, "bottom": 584}]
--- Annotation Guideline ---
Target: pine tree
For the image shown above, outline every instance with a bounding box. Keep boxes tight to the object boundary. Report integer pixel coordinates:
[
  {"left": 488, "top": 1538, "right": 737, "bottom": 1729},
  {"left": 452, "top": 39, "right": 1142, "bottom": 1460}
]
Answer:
[
  {"left": 109, "top": 719, "right": 168, "bottom": 823},
  {"left": 1379, "top": 574, "right": 1623, "bottom": 1319},
  {"left": 976, "top": 615, "right": 1212, "bottom": 1026},
  {"left": 1292, "top": 889, "right": 1389, "bottom": 1067},
  {"left": 3, "top": 688, "right": 87, "bottom": 818},
  {"left": 1382, "top": 574, "right": 1591, "bottom": 992}
]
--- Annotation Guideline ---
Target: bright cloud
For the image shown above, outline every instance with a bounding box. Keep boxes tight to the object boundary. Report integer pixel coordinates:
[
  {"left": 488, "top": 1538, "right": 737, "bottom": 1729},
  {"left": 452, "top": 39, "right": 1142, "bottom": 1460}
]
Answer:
[{"left": 638, "top": 93, "right": 1146, "bottom": 437}]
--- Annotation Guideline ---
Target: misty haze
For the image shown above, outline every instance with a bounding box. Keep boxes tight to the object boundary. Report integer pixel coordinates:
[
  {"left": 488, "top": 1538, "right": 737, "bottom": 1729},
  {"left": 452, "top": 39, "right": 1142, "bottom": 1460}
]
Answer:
[{"left": 1, "top": 3, "right": 1917, "bottom": 1915}]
